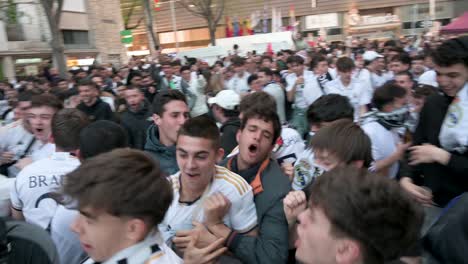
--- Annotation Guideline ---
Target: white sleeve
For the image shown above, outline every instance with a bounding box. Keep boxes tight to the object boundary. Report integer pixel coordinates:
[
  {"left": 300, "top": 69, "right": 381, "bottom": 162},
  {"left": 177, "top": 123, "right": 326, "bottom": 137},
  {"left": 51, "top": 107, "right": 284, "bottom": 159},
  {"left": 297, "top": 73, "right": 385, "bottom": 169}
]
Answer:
[
  {"left": 10, "top": 178, "right": 22, "bottom": 210},
  {"left": 228, "top": 188, "right": 257, "bottom": 233}
]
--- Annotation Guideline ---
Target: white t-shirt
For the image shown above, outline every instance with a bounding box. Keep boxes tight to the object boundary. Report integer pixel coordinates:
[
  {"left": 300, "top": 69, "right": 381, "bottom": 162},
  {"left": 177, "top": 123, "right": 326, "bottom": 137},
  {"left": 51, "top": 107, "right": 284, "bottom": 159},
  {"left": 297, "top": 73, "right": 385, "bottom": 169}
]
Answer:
[
  {"left": 50, "top": 205, "right": 86, "bottom": 264},
  {"left": 286, "top": 70, "right": 315, "bottom": 109},
  {"left": 159, "top": 165, "right": 257, "bottom": 244},
  {"left": 303, "top": 73, "right": 325, "bottom": 107},
  {"left": 263, "top": 82, "right": 286, "bottom": 124},
  {"left": 227, "top": 72, "right": 251, "bottom": 94},
  {"left": 10, "top": 152, "right": 80, "bottom": 229},
  {"left": 361, "top": 121, "right": 400, "bottom": 179},
  {"left": 325, "top": 77, "right": 371, "bottom": 121}
]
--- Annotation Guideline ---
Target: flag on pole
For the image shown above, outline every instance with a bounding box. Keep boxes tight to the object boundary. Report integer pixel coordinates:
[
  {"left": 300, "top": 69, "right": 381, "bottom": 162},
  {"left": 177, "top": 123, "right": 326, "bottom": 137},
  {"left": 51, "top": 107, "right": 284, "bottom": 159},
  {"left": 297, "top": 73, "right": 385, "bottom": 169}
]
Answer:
[
  {"left": 225, "top": 16, "right": 233, "bottom": 37},
  {"left": 233, "top": 16, "right": 241, "bottom": 36},
  {"left": 153, "top": 0, "right": 161, "bottom": 11}
]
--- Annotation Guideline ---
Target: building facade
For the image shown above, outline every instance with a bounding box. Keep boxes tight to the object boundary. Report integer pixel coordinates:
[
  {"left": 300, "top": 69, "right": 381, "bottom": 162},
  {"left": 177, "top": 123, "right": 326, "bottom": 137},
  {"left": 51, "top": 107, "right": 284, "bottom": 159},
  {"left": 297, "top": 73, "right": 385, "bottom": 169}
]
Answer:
[
  {"left": 0, "top": 0, "right": 127, "bottom": 81},
  {"left": 122, "top": 0, "right": 465, "bottom": 53}
]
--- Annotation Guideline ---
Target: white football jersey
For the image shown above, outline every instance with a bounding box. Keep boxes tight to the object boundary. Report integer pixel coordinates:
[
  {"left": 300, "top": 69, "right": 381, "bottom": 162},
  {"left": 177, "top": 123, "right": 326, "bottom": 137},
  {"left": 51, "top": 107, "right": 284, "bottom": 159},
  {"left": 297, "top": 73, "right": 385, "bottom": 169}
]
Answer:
[
  {"left": 10, "top": 152, "right": 80, "bottom": 229},
  {"left": 159, "top": 165, "right": 257, "bottom": 243}
]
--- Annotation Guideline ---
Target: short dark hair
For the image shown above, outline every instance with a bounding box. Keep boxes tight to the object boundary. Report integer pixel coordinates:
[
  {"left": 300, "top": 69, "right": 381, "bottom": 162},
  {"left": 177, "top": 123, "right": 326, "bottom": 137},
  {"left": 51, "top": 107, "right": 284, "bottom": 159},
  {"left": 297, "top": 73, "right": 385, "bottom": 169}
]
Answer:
[
  {"left": 261, "top": 56, "right": 273, "bottom": 63},
  {"left": 231, "top": 57, "right": 245, "bottom": 66},
  {"left": 372, "top": 83, "right": 407, "bottom": 111},
  {"left": 152, "top": 90, "right": 187, "bottom": 116},
  {"left": 413, "top": 84, "right": 438, "bottom": 99},
  {"left": 336, "top": 57, "right": 355, "bottom": 72},
  {"left": 79, "top": 120, "right": 128, "bottom": 159},
  {"left": 52, "top": 109, "right": 89, "bottom": 151},
  {"left": 286, "top": 55, "right": 304, "bottom": 65},
  {"left": 247, "top": 74, "right": 259, "bottom": 86},
  {"left": 309, "top": 54, "right": 327, "bottom": 70},
  {"left": 177, "top": 116, "right": 220, "bottom": 149},
  {"left": 307, "top": 94, "right": 354, "bottom": 124},
  {"left": 239, "top": 91, "right": 276, "bottom": 114},
  {"left": 310, "top": 119, "right": 372, "bottom": 168},
  {"left": 241, "top": 107, "right": 281, "bottom": 145},
  {"left": 62, "top": 149, "right": 173, "bottom": 227},
  {"left": 433, "top": 36, "right": 468, "bottom": 68},
  {"left": 395, "top": 71, "right": 414, "bottom": 81},
  {"left": 411, "top": 54, "right": 425, "bottom": 62},
  {"left": 309, "top": 166, "right": 423, "bottom": 263},
  {"left": 180, "top": 65, "right": 191, "bottom": 73},
  {"left": 258, "top": 67, "right": 273, "bottom": 76},
  {"left": 390, "top": 53, "right": 411, "bottom": 65},
  {"left": 18, "top": 90, "right": 40, "bottom": 102},
  {"left": 30, "top": 94, "right": 63, "bottom": 111},
  {"left": 77, "top": 80, "right": 99, "bottom": 90}
]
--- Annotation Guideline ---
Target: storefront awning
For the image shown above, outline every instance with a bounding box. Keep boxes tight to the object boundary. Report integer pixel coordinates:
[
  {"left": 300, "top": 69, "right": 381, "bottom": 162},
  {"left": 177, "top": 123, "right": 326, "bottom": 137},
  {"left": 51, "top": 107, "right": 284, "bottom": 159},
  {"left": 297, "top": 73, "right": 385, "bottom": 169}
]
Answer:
[{"left": 441, "top": 12, "right": 468, "bottom": 34}]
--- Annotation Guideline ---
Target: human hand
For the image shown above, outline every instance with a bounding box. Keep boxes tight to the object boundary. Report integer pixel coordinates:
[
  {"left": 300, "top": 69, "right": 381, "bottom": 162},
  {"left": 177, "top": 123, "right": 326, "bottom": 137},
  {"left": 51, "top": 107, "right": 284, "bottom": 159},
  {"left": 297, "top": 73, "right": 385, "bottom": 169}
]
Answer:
[
  {"left": 204, "top": 193, "right": 231, "bottom": 227},
  {"left": 296, "top": 76, "right": 304, "bottom": 85},
  {"left": 409, "top": 144, "right": 450, "bottom": 166},
  {"left": 173, "top": 229, "right": 195, "bottom": 254},
  {"left": 183, "top": 231, "right": 227, "bottom": 264},
  {"left": 283, "top": 190, "right": 307, "bottom": 226},
  {"left": 0, "top": 152, "right": 15, "bottom": 165},
  {"left": 192, "top": 221, "right": 219, "bottom": 248},
  {"left": 281, "top": 162, "right": 294, "bottom": 182},
  {"left": 400, "top": 177, "right": 434, "bottom": 206}
]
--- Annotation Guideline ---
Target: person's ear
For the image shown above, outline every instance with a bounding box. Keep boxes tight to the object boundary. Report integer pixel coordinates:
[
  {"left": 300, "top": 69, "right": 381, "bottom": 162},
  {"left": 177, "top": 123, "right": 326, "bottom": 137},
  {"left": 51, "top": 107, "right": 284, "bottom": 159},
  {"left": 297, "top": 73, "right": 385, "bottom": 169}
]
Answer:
[
  {"left": 152, "top": 114, "right": 161, "bottom": 126},
  {"left": 335, "top": 239, "right": 361, "bottom": 264},
  {"left": 48, "top": 134, "right": 55, "bottom": 144},
  {"left": 216, "top": 148, "right": 225, "bottom": 163},
  {"left": 236, "top": 129, "right": 241, "bottom": 144},
  {"left": 350, "top": 160, "right": 364, "bottom": 169},
  {"left": 126, "top": 218, "right": 148, "bottom": 243}
]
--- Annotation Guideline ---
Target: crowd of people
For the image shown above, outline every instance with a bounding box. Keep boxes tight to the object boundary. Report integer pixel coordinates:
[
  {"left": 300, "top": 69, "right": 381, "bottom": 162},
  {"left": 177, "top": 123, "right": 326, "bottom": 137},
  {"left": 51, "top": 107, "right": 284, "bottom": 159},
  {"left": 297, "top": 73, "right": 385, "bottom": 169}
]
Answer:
[{"left": 0, "top": 33, "right": 467, "bottom": 264}]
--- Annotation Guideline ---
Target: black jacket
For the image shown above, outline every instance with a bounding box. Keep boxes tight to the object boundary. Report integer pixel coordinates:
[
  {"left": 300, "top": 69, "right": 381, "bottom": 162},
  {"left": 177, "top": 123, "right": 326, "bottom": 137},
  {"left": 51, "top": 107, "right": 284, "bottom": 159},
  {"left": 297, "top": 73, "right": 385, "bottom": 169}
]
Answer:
[
  {"left": 120, "top": 100, "right": 153, "bottom": 150},
  {"left": 220, "top": 117, "right": 240, "bottom": 156},
  {"left": 77, "top": 98, "right": 114, "bottom": 122},
  {"left": 408, "top": 93, "right": 468, "bottom": 206}
]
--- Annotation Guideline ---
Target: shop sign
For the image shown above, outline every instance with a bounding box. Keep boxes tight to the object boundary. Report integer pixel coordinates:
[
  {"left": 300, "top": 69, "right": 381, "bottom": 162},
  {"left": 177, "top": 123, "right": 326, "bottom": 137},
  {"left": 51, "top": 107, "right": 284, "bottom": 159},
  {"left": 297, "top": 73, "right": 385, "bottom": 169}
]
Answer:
[
  {"left": 348, "top": 8, "right": 400, "bottom": 26},
  {"left": 305, "top": 13, "right": 339, "bottom": 29}
]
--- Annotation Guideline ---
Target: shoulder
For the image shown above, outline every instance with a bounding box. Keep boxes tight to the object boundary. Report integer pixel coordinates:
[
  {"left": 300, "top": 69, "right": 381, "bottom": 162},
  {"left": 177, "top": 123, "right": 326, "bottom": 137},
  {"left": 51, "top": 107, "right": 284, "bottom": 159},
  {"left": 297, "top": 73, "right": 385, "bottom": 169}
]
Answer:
[
  {"left": 213, "top": 165, "right": 251, "bottom": 197},
  {"left": 262, "top": 161, "right": 291, "bottom": 195}
]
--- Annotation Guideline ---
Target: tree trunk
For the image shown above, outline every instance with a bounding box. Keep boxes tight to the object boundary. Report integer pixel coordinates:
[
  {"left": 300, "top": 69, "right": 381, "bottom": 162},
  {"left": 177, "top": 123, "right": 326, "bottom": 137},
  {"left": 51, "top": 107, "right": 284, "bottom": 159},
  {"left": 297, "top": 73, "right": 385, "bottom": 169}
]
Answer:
[
  {"left": 208, "top": 25, "right": 216, "bottom": 46},
  {"left": 143, "top": 0, "right": 159, "bottom": 55},
  {"left": 41, "top": 0, "right": 67, "bottom": 79}
]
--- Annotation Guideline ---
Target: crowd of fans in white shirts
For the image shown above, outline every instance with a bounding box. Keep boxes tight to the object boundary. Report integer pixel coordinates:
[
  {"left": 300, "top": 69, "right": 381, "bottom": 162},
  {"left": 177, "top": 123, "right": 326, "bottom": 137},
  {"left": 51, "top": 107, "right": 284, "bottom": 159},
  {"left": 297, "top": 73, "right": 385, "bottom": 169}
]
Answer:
[{"left": 0, "top": 34, "right": 467, "bottom": 264}]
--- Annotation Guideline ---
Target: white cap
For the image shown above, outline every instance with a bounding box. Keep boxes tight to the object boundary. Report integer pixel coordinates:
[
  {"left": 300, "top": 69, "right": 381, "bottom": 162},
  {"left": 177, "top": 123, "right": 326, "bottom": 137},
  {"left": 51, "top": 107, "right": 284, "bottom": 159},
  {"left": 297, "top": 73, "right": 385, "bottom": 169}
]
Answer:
[
  {"left": 363, "top": 51, "right": 383, "bottom": 62},
  {"left": 208, "top": 90, "right": 240, "bottom": 110}
]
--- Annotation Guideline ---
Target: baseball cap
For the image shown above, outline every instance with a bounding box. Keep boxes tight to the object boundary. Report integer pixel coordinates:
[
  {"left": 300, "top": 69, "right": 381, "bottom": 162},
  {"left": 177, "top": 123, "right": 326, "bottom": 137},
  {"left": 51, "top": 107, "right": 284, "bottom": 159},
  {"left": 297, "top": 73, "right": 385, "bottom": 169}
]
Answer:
[
  {"left": 208, "top": 90, "right": 240, "bottom": 110},
  {"left": 363, "top": 51, "right": 384, "bottom": 62}
]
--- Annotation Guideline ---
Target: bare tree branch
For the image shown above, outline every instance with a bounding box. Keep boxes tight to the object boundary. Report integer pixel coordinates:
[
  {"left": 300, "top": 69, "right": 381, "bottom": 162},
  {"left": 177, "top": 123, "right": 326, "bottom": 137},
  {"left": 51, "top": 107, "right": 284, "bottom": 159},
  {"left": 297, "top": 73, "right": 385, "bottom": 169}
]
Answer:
[{"left": 55, "top": 0, "right": 64, "bottom": 24}]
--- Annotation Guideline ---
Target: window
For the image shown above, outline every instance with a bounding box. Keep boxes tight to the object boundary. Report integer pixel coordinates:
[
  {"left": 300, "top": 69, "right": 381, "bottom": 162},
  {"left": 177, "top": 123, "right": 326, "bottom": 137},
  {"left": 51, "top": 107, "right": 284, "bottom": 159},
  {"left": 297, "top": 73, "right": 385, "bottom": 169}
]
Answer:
[{"left": 62, "top": 30, "right": 89, "bottom": 45}]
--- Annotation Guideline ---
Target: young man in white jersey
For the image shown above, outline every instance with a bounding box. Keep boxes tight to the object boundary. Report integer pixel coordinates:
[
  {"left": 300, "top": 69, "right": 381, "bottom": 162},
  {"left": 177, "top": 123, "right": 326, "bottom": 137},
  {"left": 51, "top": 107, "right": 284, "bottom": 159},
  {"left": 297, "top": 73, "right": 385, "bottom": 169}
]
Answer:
[
  {"left": 3, "top": 94, "right": 63, "bottom": 177},
  {"left": 160, "top": 116, "right": 257, "bottom": 256},
  {"left": 285, "top": 55, "right": 315, "bottom": 137},
  {"left": 10, "top": 108, "right": 89, "bottom": 228},
  {"left": 62, "top": 149, "right": 182, "bottom": 264},
  {"left": 325, "top": 57, "right": 370, "bottom": 121}
]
